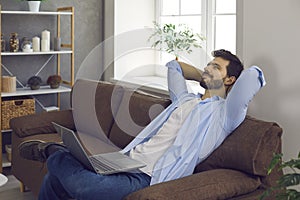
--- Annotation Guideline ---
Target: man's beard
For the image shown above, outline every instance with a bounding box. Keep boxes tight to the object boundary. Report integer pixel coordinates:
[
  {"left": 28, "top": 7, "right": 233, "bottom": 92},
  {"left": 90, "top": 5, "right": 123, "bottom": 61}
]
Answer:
[{"left": 200, "top": 79, "right": 224, "bottom": 90}]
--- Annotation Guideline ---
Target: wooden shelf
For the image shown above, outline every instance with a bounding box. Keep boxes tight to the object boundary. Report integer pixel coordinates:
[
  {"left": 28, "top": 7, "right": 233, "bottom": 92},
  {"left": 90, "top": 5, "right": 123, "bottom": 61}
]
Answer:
[
  {"left": 1, "top": 129, "right": 12, "bottom": 133},
  {"left": 0, "top": 5, "right": 75, "bottom": 173},
  {"left": 1, "top": 50, "right": 72, "bottom": 56},
  {"left": 1, "top": 85, "right": 71, "bottom": 97},
  {"left": 1, "top": 10, "right": 72, "bottom": 15}
]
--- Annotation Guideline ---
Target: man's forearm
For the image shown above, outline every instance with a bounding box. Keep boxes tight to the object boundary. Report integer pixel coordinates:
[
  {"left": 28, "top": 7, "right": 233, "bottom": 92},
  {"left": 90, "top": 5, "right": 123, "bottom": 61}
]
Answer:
[{"left": 178, "top": 61, "right": 203, "bottom": 82}]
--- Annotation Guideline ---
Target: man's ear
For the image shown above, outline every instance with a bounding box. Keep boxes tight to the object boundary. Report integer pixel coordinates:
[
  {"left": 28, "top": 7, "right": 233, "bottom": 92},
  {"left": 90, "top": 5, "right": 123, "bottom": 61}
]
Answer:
[
  {"left": 224, "top": 76, "right": 236, "bottom": 95},
  {"left": 224, "top": 76, "right": 236, "bottom": 86}
]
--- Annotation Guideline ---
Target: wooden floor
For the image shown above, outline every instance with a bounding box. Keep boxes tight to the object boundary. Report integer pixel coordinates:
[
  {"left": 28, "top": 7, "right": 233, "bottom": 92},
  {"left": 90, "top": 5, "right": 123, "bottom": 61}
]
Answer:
[{"left": 0, "top": 167, "right": 36, "bottom": 200}]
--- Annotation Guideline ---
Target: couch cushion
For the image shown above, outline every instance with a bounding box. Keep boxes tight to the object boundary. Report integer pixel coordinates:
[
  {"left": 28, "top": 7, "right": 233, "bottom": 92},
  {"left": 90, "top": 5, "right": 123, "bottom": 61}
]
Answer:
[
  {"left": 11, "top": 132, "right": 62, "bottom": 196},
  {"left": 125, "top": 169, "right": 261, "bottom": 200},
  {"left": 10, "top": 109, "right": 75, "bottom": 138},
  {"left": 195, "top": 116, "right": 283, "bottom": 176},
  {"left": 109, "top": 90, "right": 171, "bottom": 148}
]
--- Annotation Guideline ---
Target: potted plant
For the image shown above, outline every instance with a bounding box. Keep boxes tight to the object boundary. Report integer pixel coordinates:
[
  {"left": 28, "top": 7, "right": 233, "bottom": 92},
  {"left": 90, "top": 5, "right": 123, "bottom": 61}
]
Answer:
[
  {"left": 27, "top": 76, "right": 42, "bottom": 90},
  {"left": 148, "top": 21, "right": 205, "bottom": 60},
  {"left": 260, "top": 151, "right": 300, "bottom": 200},
  {"left": 19, "top": 0, "right": 47, "bottom": 12},
  {"left": 47, "top": 75, "right": 62, "bottom": 89}
]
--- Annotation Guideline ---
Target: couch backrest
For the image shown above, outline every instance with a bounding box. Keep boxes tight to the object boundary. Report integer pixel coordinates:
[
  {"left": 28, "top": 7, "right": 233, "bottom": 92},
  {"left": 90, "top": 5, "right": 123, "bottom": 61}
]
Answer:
[
  {"left": 71, "top": 79, "right": 171, "bottom": 148},
  {"left": 72, "top": 79, "right": 125, "bottom": 140},
  {"left": 109, "top": 89, "right": 171, "bottom": 148},
  {"left": 194, "top": 116, "right": 283, "bottom": 179}
]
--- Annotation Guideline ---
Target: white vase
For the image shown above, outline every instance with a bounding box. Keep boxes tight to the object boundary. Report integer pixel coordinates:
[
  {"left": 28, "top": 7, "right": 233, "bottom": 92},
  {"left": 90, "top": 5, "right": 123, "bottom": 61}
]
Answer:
[{"left": 28, "top": 1, "right": 41, "bottom": 12}]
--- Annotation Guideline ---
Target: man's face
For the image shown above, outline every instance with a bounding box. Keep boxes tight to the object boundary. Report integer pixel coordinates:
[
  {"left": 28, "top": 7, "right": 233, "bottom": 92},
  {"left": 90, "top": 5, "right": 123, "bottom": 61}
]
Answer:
[{"left": 200, "top": 57, "right": 230, "bottom": 90}]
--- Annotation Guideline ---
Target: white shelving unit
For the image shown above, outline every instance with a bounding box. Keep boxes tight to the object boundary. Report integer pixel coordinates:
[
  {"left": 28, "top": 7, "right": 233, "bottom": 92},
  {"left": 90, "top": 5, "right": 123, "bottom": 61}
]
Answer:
[
  {"left": 1, "top": 10, "right": 72, "bottom": 15},
  {"left": 1, "top": 85, "right": 71, "bottom": 97},
  {"left": 1, "top": 50, "right": 73, "bottom": 56},
  {"left": 0, "top": 6, "right": 75, "bottom": 172}
]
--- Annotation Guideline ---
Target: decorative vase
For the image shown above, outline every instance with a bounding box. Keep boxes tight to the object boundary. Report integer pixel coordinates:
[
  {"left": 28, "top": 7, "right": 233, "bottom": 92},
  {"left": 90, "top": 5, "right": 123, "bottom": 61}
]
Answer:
[
  {"left": 30, "top": 84, "right": 40, "bottom": 90},
  {"left": 9, "top": 32, "right": 19, "bottom": 52},
  {"left": 21, "top": 37, "right": 33, "bottom": 53},
  {"left": 28, "top": 1, "right": 41, "bottom": 12},
  {"left": 49, "top": 83, "right": 60, "bottom": 89}
]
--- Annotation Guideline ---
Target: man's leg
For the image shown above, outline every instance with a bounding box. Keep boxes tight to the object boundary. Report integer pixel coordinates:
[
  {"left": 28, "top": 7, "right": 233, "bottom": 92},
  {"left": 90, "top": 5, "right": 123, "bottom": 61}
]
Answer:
[
  {"left": 18, "top": 140, "right": 66, "bottom": 162},
  {"left": 38, "top": 173, "right": 72, "bottom": 200},
  {"left": 40, "top": 150, "right": 150, "bottom": 200}
]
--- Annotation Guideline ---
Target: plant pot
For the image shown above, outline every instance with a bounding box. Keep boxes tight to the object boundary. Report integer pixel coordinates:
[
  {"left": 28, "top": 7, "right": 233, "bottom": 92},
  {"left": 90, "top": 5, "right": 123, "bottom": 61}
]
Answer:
[
  {"left": 28, "top": 1, "right": 41, "bottom": 12},
  {"left": 47, "top": 75, "right": 62, "bottom": 89},
  {"left": 30, "top": 85, "right": 40, "bottom": 90},
  {"left": 49, "top": 83, "right": 60, "bottom": 89}
]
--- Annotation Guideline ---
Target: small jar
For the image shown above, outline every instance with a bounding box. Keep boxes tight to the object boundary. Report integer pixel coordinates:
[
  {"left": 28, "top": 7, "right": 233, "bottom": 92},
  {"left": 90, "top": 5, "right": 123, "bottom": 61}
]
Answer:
[
  {"left": 1, "top": 33, "right": 5, "bottom": 52},
  {"left": 21, "top": 37, "right": 33, "bottom": 52},
  {"left": 9, "top": 32, "right": 19, "bottom": 52}
]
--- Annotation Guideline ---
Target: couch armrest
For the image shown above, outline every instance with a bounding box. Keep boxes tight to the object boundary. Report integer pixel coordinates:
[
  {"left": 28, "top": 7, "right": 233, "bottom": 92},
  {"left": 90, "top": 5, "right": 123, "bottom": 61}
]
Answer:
[
  {"left": 125, "top": 169, "right": 261, "bottom": 200},
  {"left": 10, "top": 109, "right": 75, "bottom": 138}
]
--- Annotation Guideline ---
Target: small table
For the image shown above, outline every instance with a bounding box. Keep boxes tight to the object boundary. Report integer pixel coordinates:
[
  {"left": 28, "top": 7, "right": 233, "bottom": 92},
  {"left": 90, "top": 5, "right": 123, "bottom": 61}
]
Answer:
[{"left": 0, "top": 173, "right": 8, "bottom": 187}]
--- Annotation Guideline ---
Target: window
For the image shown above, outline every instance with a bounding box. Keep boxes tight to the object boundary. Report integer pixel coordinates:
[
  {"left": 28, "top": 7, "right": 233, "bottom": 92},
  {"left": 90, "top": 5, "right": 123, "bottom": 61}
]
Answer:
[
  {"left": 112, "top": 0, "right": 236, "bottom": 93},
  {"left": 157, "top": 0, "right": 236, "bottom": 67}
]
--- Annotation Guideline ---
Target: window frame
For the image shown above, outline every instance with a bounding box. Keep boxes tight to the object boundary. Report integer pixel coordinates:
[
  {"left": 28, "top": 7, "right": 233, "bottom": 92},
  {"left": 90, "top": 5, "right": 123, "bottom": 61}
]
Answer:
[{"left": 156, "top": 0, "right": 236, "bottom": 67}]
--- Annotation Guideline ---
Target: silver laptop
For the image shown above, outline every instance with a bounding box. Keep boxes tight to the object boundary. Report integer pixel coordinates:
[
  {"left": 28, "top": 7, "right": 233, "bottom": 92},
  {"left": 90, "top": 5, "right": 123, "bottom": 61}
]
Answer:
[{"left": 52, "top": 122, "right": 146, "bottom": 175}]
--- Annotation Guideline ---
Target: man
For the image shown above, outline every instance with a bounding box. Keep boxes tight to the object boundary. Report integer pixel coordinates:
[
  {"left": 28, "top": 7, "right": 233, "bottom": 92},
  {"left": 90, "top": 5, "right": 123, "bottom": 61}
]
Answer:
[{"left": 19, "top": 49, "right": 266, "bottom": 200}]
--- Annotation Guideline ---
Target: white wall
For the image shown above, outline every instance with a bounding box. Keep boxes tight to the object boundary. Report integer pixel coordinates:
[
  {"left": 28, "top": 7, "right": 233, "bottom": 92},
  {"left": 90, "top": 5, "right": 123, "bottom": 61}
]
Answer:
[
  {"left": 114, "top": 0, "right": 156, "bottom": 80},
  {"left": 113, "top": 0, "right": 300, "bottom": 164},
  {"left": 238, "top": 0, "right": 300, "bottom": 163}
]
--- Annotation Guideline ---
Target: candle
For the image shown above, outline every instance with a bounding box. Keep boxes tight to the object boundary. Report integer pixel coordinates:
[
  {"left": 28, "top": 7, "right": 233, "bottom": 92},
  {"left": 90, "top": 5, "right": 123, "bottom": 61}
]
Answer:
[
  {"left": 41, "top": 30, "right": 50, "bottom": 51},
  {"left": 32, "top": 36, "right": 40, "bottom": 52},
  {"left": 41, "top": 39, "right": 49, "bottom": 52}
]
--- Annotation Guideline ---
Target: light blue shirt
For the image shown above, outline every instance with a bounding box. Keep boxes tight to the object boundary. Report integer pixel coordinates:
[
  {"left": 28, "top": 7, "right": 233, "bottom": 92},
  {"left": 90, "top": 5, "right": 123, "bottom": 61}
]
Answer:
[{"left": 122, "top": 60, "right": 266, "bottom": 185}]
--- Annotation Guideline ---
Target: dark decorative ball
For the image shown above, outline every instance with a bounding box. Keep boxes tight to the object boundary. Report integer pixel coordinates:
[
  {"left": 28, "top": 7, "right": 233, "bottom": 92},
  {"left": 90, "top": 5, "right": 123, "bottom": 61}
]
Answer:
[
  {"left": 27, "top": 76, "right": 42, "bottom": 90},
  {"left": 47, "top": 75, "right": 62, "bottom": 89}
]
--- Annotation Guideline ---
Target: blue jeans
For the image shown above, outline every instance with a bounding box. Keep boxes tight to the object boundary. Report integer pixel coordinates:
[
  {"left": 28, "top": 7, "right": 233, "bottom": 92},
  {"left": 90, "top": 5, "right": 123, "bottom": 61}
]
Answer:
[{"left": 38, "top": 151, "right": 151, "bottom": 200}]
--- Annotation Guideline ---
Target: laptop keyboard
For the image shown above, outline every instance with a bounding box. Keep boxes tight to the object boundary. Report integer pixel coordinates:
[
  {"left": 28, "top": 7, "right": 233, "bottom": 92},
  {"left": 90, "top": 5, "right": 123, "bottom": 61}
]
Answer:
[{"left": 89, "top": 155, "right": 120, "bottom": 172}]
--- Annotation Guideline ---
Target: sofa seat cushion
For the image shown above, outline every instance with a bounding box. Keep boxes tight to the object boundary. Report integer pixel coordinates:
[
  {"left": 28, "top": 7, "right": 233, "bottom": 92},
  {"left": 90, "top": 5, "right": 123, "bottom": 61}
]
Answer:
[
  {"left": 125, "top": 169, "right": 261, "bottom": 200},
  {"left": 195, "top": 116, "right": 283, "bottom": 176}
]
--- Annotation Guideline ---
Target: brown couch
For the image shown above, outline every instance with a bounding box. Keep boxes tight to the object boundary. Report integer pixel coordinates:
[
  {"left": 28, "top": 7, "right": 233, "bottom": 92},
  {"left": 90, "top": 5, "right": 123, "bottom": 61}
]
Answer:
[{"left": 10, "top": 79, "right": 283, "bottom": 199}]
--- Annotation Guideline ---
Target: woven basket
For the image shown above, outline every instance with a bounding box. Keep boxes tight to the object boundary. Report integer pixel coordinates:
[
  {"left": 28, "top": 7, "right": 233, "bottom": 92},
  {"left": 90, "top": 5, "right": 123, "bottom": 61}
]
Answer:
[{"left": 1, "top": 97, "right": 35, "bottom": 130}]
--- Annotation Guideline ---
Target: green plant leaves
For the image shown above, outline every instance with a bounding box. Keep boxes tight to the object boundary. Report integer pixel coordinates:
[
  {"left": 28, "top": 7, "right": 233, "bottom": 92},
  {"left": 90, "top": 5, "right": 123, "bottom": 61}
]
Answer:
[
  {"left": 261, "top": 151, "right": 300, "bottom": 200},
  {"left": 148, "top": 21, "right": 205, "bottom": 58},
  {"left": 268, "top": 153, "right": 282, "bottom": 175},
  {"left": 278, "top": 174, "right": 300, "bottom": 188},
  {"left": 281, "top": 159, "right": 300, "bottom": 171},
  {"left": 276, "top": 189, "right": 300, "bottom": 200}
]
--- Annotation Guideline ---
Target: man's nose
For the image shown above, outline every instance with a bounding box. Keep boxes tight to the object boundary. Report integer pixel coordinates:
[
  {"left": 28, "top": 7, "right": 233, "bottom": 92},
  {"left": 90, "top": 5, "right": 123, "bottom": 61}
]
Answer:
[{"left": 204, "top": 65, "right": 211, "bottom": 72}]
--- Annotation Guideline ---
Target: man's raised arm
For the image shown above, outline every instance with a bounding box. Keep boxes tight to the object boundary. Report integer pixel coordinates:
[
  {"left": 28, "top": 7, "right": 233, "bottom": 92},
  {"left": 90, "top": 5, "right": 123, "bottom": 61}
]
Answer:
[
  {"left": 166, "top": 61, "right": 203, "bottom": 102},
  {"left": 178, "top": 61, "right": 203, "bottom": 82},
  {"left": 224, "top": 66, "right": 266, "bottom": 133}
]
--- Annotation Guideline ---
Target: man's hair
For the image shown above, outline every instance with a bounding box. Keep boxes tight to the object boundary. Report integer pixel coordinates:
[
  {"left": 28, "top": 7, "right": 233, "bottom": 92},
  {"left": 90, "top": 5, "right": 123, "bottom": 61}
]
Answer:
[{"left": 212, "top": 49, "right": 244, "bottom": 79}]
